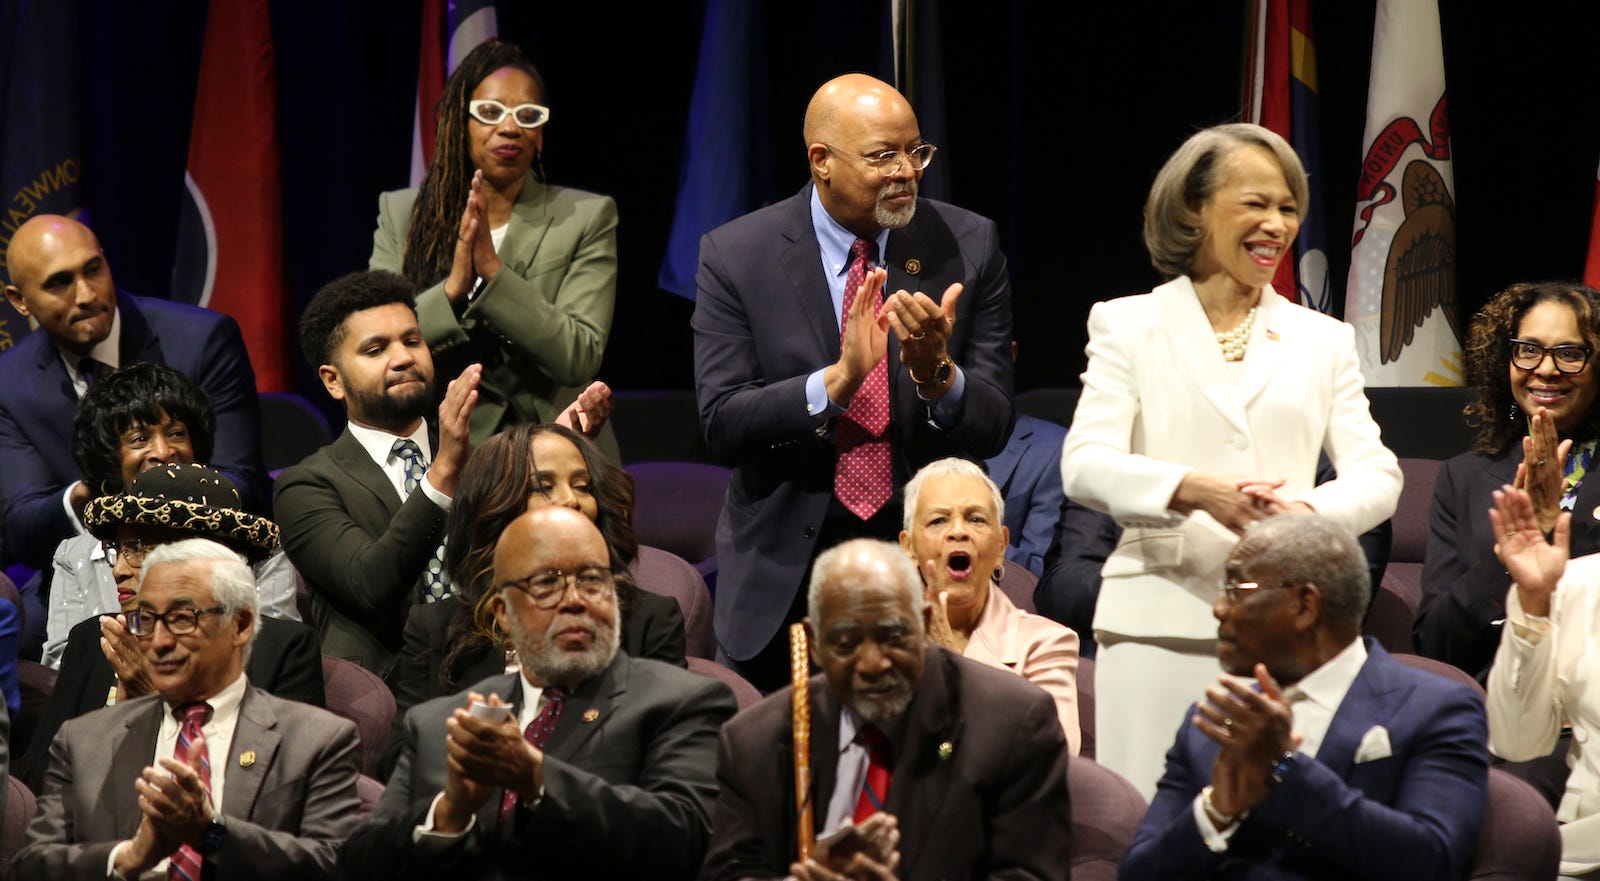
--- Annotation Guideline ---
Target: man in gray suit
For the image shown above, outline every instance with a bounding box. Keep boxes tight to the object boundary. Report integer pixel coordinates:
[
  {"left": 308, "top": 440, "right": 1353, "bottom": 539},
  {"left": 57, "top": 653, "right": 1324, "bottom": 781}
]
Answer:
[
  {"left": 14, "top": 538, "right": 362, "bottom": 880},
  {"left": 274, "top": 270, "right": 480, "bottom": 680},
  {"left": 342, "top": 506, "right": 736, "bottom": 880}
]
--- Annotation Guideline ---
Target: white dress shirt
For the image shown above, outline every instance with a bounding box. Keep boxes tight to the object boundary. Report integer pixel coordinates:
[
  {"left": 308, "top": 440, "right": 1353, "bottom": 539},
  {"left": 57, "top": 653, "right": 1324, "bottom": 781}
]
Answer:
[{"left": 345, "top": 420, "right": 451, "bottom": 510}]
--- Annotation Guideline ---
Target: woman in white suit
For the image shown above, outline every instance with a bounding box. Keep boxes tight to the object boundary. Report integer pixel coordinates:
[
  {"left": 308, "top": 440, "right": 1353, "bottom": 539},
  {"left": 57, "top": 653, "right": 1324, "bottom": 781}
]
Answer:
[{"left": 1059, "top": 123, "right": 1401, "bottom": 798}]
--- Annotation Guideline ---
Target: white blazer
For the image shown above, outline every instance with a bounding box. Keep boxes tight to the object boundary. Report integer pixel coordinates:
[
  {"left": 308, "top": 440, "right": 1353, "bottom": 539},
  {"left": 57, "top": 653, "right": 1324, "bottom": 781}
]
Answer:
[{"left": 1059, "top": 277, "right": 1402, "bottom": 640}]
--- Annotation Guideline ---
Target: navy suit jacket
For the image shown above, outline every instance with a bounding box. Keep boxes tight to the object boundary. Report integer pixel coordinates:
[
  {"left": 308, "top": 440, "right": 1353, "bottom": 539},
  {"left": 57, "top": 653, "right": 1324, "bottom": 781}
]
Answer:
[
  {"left": 691, "top": 184, "right": 1015, "bottom": 659},
  {"left": 1121, "top": 640, "right": 1489, "bottom": 881},
  {"left": 0, "top": 293, "right": 266, "bottom": 567},
  {"left": 986, "top": 414, "right": 1067, "bottom": 577}
]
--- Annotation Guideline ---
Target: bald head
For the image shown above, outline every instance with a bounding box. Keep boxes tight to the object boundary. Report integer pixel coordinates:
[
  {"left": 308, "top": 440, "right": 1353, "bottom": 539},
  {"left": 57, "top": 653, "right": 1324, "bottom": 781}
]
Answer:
[
  {"left": 803, "top": 74, "right": 915, "bottom": 146},
  {"left": 803, "top": 74, "right": 924, "bottom": 238},
  {"left": 4, "top": 214, "right": 116, "bottom": 355},
  {"left": 493, "top": 505, "right": 608, "bottom": 584}
]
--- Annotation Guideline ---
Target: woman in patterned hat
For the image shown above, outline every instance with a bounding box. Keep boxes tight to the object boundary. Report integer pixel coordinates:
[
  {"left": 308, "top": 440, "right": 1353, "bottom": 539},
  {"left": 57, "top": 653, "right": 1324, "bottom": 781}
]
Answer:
[{"left": 43, "top": 363, "right": 300, "bottom": 669}]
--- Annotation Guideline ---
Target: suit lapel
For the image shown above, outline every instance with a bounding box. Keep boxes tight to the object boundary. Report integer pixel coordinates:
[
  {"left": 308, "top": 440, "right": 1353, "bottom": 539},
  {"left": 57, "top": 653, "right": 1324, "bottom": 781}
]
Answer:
[
  {"left": 118, "top": 294, "right": 163, "bottom": 363},
  {"left": 327, "top": 429, "right": 403, "bottom": 515},
  {"left": 1570, "top": 448, "right": 1600, "bottom": 553},
  {"left": 985, "top": 420, "right": 1030, "bottom": 495},
  {"left": 1314, "top": 643, "right": 1406, "bottom": 782},
  {"left": 810, "top": 680, "right": 842, "bottom": 828},
  {"left": 496, "top": 176, "right": 555, "bottom": 279},
  {"left": 778, "top": 186, "right": 841, "bottom": 364},
  {"left": 1470, "top": 453, "right": 1521, "bottom": 559},
  {"left": 542, "top": 655, "right": 624, "bottom": 761},
  {"left": 26, "top": 332, "right": 79, "bottom": 442},
  {"left": 110, "top": 700, "right": 165, "bottom": 839},
  {"left": 1236, "top": 291, "right": 1289, "bottom": 409},
  {"left": 222, "top": 686, "right": 282, "bottom": 820},
  {"left": 1156, "top": 278, "right": 1249, "bottom": 436},
  {"left": 889, "top": 650, "right": 962, "bottom": 879}
]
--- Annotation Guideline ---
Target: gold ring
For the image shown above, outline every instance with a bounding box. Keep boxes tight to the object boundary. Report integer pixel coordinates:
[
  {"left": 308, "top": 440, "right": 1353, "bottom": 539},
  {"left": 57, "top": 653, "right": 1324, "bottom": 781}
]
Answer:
[
  {"left": 1536, "top": 459, "right": 1548, "bottom": 467},
  {"left": 911, "top": 332, "right": 926, "bottom": 341},
  {"left": 1223, "top": 717, "right": 1233, "bottom": 728}
]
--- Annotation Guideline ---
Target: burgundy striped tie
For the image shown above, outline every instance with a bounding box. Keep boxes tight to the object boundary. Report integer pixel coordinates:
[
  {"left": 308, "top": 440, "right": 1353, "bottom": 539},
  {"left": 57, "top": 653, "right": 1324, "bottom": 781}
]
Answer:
[
  {"left": 167, "top": 702, "right": 212, "bottom": 881},
  {"left": 499, "top": 688, "right": 566, "bottom": 818}
]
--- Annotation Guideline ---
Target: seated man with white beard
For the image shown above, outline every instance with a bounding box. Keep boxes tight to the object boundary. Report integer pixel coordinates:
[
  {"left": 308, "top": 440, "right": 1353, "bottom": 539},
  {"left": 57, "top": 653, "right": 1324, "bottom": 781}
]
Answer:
[{"left": 341, "top": 506, "right": 736, "bottom": 880}]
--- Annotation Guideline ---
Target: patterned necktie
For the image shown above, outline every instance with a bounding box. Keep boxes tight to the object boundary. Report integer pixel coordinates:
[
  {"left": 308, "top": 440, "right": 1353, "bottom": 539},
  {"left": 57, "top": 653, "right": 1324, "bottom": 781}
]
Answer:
[
  {"left": 391, "top": 438, "right": 451, "bottom": 602},
  {"left": 78, "top": 357, "right": 106, "bottom": 394},
  {"left": 852, "top": 724, "right": 893, "bottom": 823},
  {"left": 835, "top": 237, "right": 893, "bottom": 520},
  {"left": 500, "top": 687, "right": 566, "bottom": 818},
  {"left": 168, "top": 702, "right": 213, "bottom": 881}
]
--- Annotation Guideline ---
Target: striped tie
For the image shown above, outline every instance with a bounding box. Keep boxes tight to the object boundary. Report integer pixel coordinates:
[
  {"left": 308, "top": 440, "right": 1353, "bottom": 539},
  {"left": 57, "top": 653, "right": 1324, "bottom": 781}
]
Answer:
[
  {"left": 500, "top": 688, "right": 566, "bottom": 818},
  {"left": 168, "top": 702, "right": 213, "bottom": 881}
]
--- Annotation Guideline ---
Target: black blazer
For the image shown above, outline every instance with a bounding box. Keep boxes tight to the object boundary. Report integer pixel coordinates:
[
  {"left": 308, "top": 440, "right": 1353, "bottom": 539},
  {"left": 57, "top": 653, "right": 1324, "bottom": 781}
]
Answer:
[{"left": 19, "top": 614, "right": 323, "bottom": 793}]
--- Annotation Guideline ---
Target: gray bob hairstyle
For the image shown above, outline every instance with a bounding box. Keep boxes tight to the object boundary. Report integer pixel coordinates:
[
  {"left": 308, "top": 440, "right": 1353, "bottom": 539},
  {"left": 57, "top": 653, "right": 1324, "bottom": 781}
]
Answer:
[{"left": 1142, "top": 122, "right": 1309, "bottom": 280}]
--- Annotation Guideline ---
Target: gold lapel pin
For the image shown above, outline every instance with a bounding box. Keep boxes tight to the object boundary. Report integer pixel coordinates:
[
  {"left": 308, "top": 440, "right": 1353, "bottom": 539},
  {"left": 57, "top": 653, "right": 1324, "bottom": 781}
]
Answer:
[
  {"left": 937, "top": 741, "right": 954, "bottom": 760},
  {"left": 582, "top": 708, "right": 600, "bottom": 723},
  {"left": 239, "top": 750, "right": 256, "bottom": 768},
  {"left": 904, "top": 258, "right": 921, "bottom": 276}
]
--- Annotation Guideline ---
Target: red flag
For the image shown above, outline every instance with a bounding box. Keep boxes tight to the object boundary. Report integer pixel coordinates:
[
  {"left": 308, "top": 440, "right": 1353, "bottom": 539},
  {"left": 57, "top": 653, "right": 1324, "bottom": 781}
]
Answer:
[
  {"left": 181, "top": 0, "right": 287, "bottom": 391},
  {"left": 1586, "top": 159, "right": 1600, "bottom": 289}
]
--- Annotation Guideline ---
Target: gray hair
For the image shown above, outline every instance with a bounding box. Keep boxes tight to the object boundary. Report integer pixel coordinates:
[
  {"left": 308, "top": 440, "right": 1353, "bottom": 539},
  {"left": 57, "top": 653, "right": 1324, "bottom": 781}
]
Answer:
[
  {"left": 1236, "top": 514, "right": 1371, "bottom": 627},
  {"left": 142, "top": 538, "right": 259, "bottom": 654},
  {"left": 901, "top": 457, "right": 1005, "bottom": 535},
  {"left": 808, "top": 538, "right": 926, "bottom": 628},
  {"left": 1142, "top": 122, "right": 1309, "bottom": 279}
]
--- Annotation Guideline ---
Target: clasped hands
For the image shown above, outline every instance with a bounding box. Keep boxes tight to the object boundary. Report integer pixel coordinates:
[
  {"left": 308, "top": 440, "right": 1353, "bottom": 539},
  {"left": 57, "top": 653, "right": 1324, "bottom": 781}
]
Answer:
[
  {"left": 445, "top": 170, "right": 503, "bottom": 303},
  {"left": 789, "top": 813, "right": 901, "bottom": 881},
  {"left": 1513, "top": 407, "right": 1571, "bottom": 535},
  {"left": 1172, "top": 472, "right": 1314, "bottom": 534},
  {"left": 115, "top": 730, "right": 217, "bottom": 876},
  {"left": 1191, "top": 664, "right": 1300, "bottom": 819},
  {"left": 433, "top": 691, "right": 544, "bottom": 834},
  {"left": 824, "top": 267, "right": 963, "bottom": 406}
]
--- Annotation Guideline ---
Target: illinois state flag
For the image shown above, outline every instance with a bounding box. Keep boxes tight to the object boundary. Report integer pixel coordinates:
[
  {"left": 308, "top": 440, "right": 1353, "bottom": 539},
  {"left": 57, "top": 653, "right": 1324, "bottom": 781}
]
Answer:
[
  {"left": 173, "top": 0, "right": 287, "bottom": 391},
  {"left": 408, "top": 0, "right": 498, "bottom": 187},
  {"left": 1344, "top": 0, "right": 1461, "bottom": 387},
  {"left": 1245, "top": 0, "right": 1328, "bottom": 312}
]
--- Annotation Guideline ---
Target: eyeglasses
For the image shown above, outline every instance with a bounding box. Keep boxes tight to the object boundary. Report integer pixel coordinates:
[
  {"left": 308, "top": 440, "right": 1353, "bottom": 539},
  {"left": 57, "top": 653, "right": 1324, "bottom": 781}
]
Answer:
[
  {"left": 823, "top": 142, "right": 938, "bottom": 176},
  {"left": 498, "top": 567, "right": 615, "bottom": 609},
  {"left": 467, "top": 99, "right": 551, "bottom": 129},
  {"left": 103, "top": 539, "right": 159, "bottom": 568},
  {"left": 1509, "top": 339, "right": 1590, "bottom": 374},
  {"left": 1221, "top": 578, "right": 1301, "bottom": 604},
  {"left": 126, "top": 606, "right": 229, "bottom": 638}
]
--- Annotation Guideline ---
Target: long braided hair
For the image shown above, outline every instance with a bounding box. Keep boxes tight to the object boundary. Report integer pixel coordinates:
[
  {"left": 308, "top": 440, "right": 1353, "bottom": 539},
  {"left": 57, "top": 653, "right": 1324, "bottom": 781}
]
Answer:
[{"left": 400, "top": 39, "right": 548, "bottom": 289}]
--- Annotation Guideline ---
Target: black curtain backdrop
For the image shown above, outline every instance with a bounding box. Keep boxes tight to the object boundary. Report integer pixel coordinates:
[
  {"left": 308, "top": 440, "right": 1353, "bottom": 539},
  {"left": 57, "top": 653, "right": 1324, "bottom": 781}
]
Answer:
[{"left": 55, "top": 1, "right": 1600, "bottom": 409}]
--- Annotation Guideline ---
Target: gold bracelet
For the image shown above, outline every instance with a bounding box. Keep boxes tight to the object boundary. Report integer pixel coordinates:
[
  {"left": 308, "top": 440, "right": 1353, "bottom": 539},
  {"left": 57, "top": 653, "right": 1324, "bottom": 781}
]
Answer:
[{"left": 1201, "top": 785, "right": 1238, "bottom": 828}]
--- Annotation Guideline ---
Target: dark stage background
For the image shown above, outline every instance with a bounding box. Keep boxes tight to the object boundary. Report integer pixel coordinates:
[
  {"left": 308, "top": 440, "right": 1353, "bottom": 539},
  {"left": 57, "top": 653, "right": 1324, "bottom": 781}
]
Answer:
[{"left": 43, "top": 1, "right": 1600, "bottom": 410}]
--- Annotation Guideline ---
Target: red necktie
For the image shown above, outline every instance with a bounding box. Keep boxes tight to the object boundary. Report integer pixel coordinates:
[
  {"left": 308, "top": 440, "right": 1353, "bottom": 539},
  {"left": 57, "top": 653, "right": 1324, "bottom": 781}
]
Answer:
[
  {"left": 852, "top": 725, "right": 893, "bottom": 823},
  {"left": 168, "top": 702, "right": 213, "bottom": 881},
  {"left": 500, "top": 688, "right": 565, "bottom": 818},
  {"left": 835, "top": 237, "right": 893, "bottom": 519}
]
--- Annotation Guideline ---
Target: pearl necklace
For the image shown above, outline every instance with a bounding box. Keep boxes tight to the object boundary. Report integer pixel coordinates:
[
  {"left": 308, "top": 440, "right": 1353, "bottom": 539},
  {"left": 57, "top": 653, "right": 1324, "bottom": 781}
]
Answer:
[{"left": 1215, "top": 305, "right": 1259, "bottom": 362}]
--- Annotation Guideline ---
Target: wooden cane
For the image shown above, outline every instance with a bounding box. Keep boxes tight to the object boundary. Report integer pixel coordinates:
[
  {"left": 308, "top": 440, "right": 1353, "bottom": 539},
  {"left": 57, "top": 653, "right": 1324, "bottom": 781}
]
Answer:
[{"left": 790, "top": 622, "right": 814, "bottom": 862}]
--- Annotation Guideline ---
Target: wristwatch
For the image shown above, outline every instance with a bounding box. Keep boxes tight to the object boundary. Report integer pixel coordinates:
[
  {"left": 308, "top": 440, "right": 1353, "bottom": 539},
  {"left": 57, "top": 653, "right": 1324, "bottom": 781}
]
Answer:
[
  {"left": 908, "top": 354, "right": 955, "bottom": 387},
  {"left": 1268, "top": 750, "right": 1298, "bottom": 786},
  {"left": 199, "top": 813, "right": 227, "bottom": 856}
]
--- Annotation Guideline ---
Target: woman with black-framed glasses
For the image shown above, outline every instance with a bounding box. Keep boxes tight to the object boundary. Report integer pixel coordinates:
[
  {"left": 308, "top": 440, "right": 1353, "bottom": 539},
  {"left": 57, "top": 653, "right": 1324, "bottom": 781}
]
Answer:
[
  {"left": 370, "top": 39, "right": 618, "bottom": 454},
  {"left": 1416, "top": 281, "right": 1600, "bottom": 700}
]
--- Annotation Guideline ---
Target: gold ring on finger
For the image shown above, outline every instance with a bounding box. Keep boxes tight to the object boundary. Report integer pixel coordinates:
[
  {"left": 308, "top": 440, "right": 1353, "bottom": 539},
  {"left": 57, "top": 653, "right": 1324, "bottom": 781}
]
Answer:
[
  {"left": 910, "top": 332, "right": 926, "bottom": 341},
  {"left": 1536, "top": 459, "right": 1548, "bottom": 467},
  {"left": 1223, "top": 717, "right": 1233, "bottom": 728}
]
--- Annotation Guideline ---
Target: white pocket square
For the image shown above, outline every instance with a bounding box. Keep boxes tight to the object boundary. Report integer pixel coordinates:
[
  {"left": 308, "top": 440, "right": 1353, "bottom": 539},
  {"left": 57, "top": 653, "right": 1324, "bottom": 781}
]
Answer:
[{"left": 1354, "top": 725, "right": 1392, "bottom": 764}]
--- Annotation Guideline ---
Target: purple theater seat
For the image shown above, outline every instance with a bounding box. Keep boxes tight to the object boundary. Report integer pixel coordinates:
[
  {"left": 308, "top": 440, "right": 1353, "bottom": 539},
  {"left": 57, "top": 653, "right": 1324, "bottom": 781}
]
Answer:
[
  {"left": 1077, "top": 657, "right": 1096, "bottom": 761},
  {"left": 1392, "top": 652, "right": 1486, "bottom": 697},
  {"left": 687, "top": 657, "right": 761, "bottom": 710},
  {"left": 630, "top": 545, "right": 714, "bottom": 659},
  {"left": 321, "top": 655, "right": 396, "bottom": 778},
  {"left": 998, "top": 559, "right": 1038, "bottom": 614},
  {"left": 1472, "top": 768, "right": 1560, "bottom": 880},
  {"left": 15, "top": 660, "right": 56, "bottom": 763},
  {"left": 260, "top": 392, "right": 334, "bottom": 481},
  {"left": 356, "top": 773, "right": 385, "bottom": 819},
  {"left": 1068, "top": 758, "right": 1146, "bottom": 880},
  {"left": 1, "top": 775, "right": 35, "bottom": 875},
  {"left": 625, "top": 461, "right": 730, "bottom": 570},
  {"left": 1364, "top": 457, "right": 1443, "bottom": 655}
]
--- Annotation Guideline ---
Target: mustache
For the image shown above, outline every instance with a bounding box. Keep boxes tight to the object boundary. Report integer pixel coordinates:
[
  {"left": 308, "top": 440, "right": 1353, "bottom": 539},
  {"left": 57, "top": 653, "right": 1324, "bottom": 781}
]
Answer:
[{"left": 880, "top": 181, "right": 917, "bottom": 199}]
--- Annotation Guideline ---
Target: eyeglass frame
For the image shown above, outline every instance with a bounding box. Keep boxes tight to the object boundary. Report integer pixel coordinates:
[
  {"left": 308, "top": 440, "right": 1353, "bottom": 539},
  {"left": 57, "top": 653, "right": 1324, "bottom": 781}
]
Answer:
[
  {"left": 819, "top": 142, "right": 938, "bottom": 176},
  {"left": 1221, "top": 577, "right": 1304, "bottom": 604},
  {"left": 1508, "top": 338, "right": 1591, "bottom": 375},
  {"left": 497, "top": 566, "right": 617, "bottom": 609},
  {"left": 467, "top": 99, "right": 551, "bottom": 130},
  {"left": 126, "top": 605, "right": 230, "bottom": 638},
  {"left": 103, "top": 539, "right": 160, "bottom": 569}
]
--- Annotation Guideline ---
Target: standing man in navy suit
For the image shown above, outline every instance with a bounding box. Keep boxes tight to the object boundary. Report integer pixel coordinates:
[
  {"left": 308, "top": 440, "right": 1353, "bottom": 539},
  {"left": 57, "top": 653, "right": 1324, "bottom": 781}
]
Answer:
[
  {"left": 0, "top": 215, "right": 265, "bottom": 652},
  {"left": 692, "top": 73, "right": 1014, "bottom": 690},
  {"left": 1122, "top": 514, "right": 1488, "bottom": 881}
]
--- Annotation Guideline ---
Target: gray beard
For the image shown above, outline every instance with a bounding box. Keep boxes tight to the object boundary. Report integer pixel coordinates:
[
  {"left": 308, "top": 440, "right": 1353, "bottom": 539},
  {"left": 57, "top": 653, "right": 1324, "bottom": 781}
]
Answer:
[
  {"left": 511, "top": 608, "right": 621, "bottom": 689},
  {"left": 849, "top": 672, "right": 914, "bottom": 725},
  {"left": 874, "top": 183, "right": 918, "bottom": 229}
]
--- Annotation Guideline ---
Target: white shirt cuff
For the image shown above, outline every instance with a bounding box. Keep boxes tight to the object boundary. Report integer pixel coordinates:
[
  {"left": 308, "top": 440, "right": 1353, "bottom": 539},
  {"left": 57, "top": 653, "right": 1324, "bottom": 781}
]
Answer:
[
  {"left": 413, "top": 791, "right": 476, "bottom": 846},
  {"left": 1192, "top": 792, "right": 1241, "bottom": 852},
  {"left": 418, "top": 476, "right": 453, "bottom": 512}
]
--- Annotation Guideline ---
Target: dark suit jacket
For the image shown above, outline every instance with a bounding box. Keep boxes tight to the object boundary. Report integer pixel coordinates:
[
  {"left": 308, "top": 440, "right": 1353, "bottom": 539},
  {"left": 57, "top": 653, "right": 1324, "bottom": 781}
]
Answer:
[
  {"left": 701, "top": 648, "right": 1072, "bottom": 881},
  {"left": 18, "top": 614, "right": 324, "bottom": 793},
  {"left": 987, "top": 414, "right": 1067, "bottom": 577},
  {"left": 1120, "top": 641, "right": 1489, "bottom": 881},
  {"left": 0, "top": 292, "right": 266, "bottom": 568},
  {"left": 383, "top": 585, "right": 687, "bottom": 776},
  {"left": 274, "top": 427, "right": 448, "bottom": 679},
  {"left": 691, "top": 185, "right": 1016, "bottom": 659},
  {"left": 1415, "top": 447, "right": 1600, "bottom": 680},
  {"left": 13, "top": 684, "right": 363, "bottom": 881},
  {"left": 342, "top": 656, "right": 736, "bottom": 880}
]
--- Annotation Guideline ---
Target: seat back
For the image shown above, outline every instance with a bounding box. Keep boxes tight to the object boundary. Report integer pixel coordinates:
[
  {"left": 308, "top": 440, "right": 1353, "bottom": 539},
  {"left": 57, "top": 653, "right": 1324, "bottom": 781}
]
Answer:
[
  {"left": 320, "top": 656, "right": 397, "bottom": 778},
  {"left": 356, "top": 773, "right": 385, "bottom": 819},
  {"left": 687, "top": 657, "right": 763, "bottom": 710},
  {"left": 1363, "top": 458, "right": 1443, "bottom": 654},
  {"left": 15, "top": 660, "right": 57, "bottom": 763},
  {"left": 1068, "top": 758, "right": 1146, "bottom": 881},
  {"left": 630, "top": 546, "right": 714, "bottom": 659},
  {"left": 1076, "top": 657, "right": 1096, "bottom": 761},
  {"left": 1392, "top": 652, "right": 1486, "bottom": 697},
  {"left": 1, "top": 775, "right": 36, "bottom": 875},
  {"left": 998, "top": 559, "right": 1039, "bottom": 614},
  {"left": 625, "top": 461, "right": 731, "bottom": 567},
  {"left": 1471, "top": 768, "right": 1561, "bottom": 879},
  {"left": 1015, "top": 387, "right": 1082, "bottom": 430},
  {"left": 259, "top": 392, "right": 335, "bottom": 477}
]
